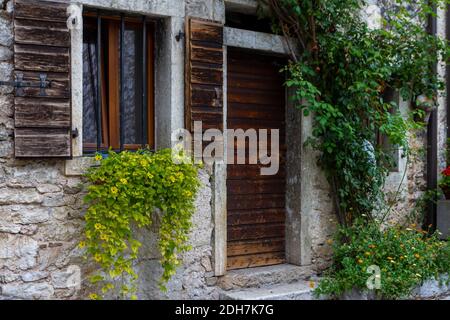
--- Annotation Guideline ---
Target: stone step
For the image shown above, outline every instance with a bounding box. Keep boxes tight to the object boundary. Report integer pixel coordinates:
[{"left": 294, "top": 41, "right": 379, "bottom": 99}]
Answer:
[
  {"left": 218, "top": 264, "right": 315, "bottom": 291},
  {"left": 220, "top": 280, "right": 315, "bottom": 300}
]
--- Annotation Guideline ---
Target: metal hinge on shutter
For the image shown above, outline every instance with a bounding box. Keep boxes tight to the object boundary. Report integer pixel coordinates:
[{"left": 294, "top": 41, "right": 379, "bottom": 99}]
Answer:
[{"left": 0, "top": 73, "right": 51, "bottom": 96}]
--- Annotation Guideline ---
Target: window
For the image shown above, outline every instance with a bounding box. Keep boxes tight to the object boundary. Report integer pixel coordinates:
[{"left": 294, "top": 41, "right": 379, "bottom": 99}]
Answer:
[
  {"left": 225, "top": 11, "right": 273, "bottom": 34},
  {"left": 377, "top": 88, "right": 401, "bottom": 172},
  {"left": 82, "top": 13, "right": 155, "bottom": 153}
]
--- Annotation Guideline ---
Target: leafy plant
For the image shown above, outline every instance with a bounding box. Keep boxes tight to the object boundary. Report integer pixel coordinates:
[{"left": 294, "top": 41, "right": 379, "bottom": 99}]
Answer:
[
  {"left": 314, "top": 222, "right": 450, "bottom": 299},
  {"left": 80, "top": 149, "right": 201, "bottom": 299},
  {"left": 439, "top": 166, "right": 450, "bottom": 190},
  {"left": 259, "top": 0, "right": 450, "bottom": 299},
  {"left": 260, "top": 0, "right": 449, "bottom": 226}
]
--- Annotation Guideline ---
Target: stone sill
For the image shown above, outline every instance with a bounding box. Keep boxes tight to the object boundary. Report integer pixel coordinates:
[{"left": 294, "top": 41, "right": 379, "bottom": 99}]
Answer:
[{"left": 64, "top": 157, "right": 97, "bottom": 177}]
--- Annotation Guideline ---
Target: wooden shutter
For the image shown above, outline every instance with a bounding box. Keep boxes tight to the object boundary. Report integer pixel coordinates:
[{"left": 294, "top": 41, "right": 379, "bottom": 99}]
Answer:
[
  {"left": 13, "top": 0, "right": 72, "bottom": 158},
  {"left": 185, "top": 18, "right": 224, "bottom": 132}
]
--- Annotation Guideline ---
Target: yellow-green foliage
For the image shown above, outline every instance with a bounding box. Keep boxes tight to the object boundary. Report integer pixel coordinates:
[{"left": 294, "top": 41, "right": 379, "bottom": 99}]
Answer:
[{"left": 80, "top": 149, "right": 201, "bottom": 299}]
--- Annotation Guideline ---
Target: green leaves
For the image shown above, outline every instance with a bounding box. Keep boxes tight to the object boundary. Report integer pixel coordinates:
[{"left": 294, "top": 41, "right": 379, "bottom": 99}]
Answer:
[
  {"left": 267, "top": 0, "right": 448, "bottom": 226},
  {"left": 81, "top": 149, "right": 201, "bottom": 299},
  {"left": 315, "top": 222, "right": 450, "bottom": 299}
]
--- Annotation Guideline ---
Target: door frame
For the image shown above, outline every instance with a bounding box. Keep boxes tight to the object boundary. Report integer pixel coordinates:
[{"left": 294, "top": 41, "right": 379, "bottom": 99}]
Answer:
[
  {"left": 225, "top": 47, "right": 287, "bottom": 271},
  {"left": 213, "top": 27, "right": 312, "bottom": 276}
]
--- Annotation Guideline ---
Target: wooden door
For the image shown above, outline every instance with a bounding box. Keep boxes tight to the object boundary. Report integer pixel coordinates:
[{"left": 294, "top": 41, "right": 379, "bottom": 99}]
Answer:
[{"left": 227, "top": 49, "right": 286, "bottom": 270}]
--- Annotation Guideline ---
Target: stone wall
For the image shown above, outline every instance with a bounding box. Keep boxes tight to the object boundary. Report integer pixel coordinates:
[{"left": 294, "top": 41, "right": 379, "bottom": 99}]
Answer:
[
  {"left": 0, "top": 0, "right": 218, "bottom": 300},
  {"left": 367, "top": 0, "right": 430, "bottom": 227},
  {"left": 0, "top": 0, "right": 87, "bottom": 299},
  {"left": 0, "top": 0, "right": 445, "bottom": 300}
]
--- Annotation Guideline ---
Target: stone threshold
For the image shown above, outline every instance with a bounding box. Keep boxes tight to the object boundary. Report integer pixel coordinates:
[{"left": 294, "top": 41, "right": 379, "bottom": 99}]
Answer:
[
  {"left": 217, "top": 264, "right": 315, "bottom": 291},
  {"left": 220, "top": 281, "right": 314, "bottom": 300},
  {"left": 220, "top": 280, "right": 314, "bottom": 300}
]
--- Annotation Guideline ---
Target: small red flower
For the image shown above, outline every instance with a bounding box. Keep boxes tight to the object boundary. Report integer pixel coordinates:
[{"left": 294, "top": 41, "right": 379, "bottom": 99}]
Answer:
[{"left": 442, "top": 166, "right": 450, "bottom": 177}]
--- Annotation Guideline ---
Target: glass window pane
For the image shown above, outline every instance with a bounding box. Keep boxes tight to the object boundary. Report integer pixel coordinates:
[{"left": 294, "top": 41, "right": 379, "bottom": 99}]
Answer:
[
  {"left": 82, "top": 20, "right": 99, "bottom": 146},
  {"left": 122, "top": 25, "right": 144, "bottom": 146}
]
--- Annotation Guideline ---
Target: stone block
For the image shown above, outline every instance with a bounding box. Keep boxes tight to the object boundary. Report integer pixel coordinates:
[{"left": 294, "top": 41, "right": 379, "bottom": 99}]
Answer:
[
  {"left": 0, "top": 188, "right": 43, "bottom": 205},
  {"left": 0, "top": 272, "right": 19, "bottom": 284},
  {"left": 412, "top": 275, "right": 450, "bottom": 299},
  {"left": 64, "top": 157, "right": 95, "bottom": 176},
  {"left": 0, "top": 220, "right": 20, "bottom": 233},
  {"left": 19, "top": 225, "right": 38, "bottom": 236},
  {"left": 186, "top": 0, "right": 225, "bottom": 22},
  {"left": 5, "top": 163, "right": 61, "bottom": 186},
  {"left": 21, "top": 271, "right": 49, "bottom": 282},
  {"left": 0, "top": 15, "right": 12, "bottom": 47},
  {"left": 1, "top": 283, "right": 54, "bottom": 299},
  {"left": 0, "top": 140, "right": 12, "bottom": 158},
  {"left": 0, "top": 235, "right": 39, "bottom": 271},
  {"left": 36, "top": 184, "right": 62, "bottom": 194},
  {"left": 51, "top": 270, "right": 76, "bottom": 289},
  {"left": 0, "top": 94, "right": 13, "bottom": 118},
  {"left": 0, "top": 205, "right": 50, "bottom": 224},
  {"left": 0, "top": 45, "right": 11, "bottom": 61},
  {"left": 437, "top": 200, "right": 450, "bottom": 239},
  {"left": 16, "top": 206, "right": 50, "bottom": 224}
]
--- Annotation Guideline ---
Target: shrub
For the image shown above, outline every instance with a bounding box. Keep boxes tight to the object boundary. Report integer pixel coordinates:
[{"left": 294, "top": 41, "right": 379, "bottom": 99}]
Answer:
[{"left": 315, "top": 222, "right": 450, "bottom": 299}]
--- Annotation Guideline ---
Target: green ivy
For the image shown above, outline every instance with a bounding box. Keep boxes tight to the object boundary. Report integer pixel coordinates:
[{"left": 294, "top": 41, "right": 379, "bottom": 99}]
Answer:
[
  {"left": 260, "top": 0, "right": 449, "bottom": 225},
  {"left": 260, "top": 0, "right": 450, "bottom": 299},
  {"left": 80, "top": 149, "right": 201, "bottom": 299}
]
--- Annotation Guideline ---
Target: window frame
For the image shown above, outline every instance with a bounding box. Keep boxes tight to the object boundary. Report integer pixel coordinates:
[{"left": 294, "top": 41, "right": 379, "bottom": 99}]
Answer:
[
  {"left": 376, "top": 89, "right": 401, "bottom": 173},
  {"left": 82, "top": 13, "right": 155, "bottom": 154}
]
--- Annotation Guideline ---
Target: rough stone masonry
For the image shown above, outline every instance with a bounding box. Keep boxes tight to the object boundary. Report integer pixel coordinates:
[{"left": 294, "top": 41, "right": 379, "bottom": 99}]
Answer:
[
  {"left": 0, "top": 0, "right": 447, "bottom": 300},
  {"left": 0, "top": 0, "right": 220, "bottom": 300}
]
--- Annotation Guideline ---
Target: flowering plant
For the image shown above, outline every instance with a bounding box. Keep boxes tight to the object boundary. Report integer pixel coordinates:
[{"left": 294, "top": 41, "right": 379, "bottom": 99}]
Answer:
[
  {"left": 439, "top": 166, "right": 450, "bottom": 190},
  {"left": 315, "top": 221, "right": 450, "bottom": 299}
]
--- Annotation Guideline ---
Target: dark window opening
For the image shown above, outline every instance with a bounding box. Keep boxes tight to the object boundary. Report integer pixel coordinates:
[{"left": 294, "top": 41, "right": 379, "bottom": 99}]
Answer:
[
  {"left": 225, "top": 11, "right": 274, "bottom": 34},
  {"left": 82, "top": 13, "right": 155, "bottom": 154}
]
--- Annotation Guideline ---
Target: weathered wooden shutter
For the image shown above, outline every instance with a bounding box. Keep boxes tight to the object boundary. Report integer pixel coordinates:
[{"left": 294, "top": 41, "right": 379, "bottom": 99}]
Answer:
[
  {"left": 13, "top": 0, "right": 72, "bottom": 158},
  {"left": 185, "top": 18, "right": 224, "bottom": 132}
]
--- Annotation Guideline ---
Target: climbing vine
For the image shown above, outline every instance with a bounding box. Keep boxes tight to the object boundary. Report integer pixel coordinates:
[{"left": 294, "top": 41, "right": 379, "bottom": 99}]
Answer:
[
  {"left": 81, "top": 149, "right": 201, "bottom": 299},
  {"left": 260, "top": 0, "right": 449, "bottom": 226}
]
